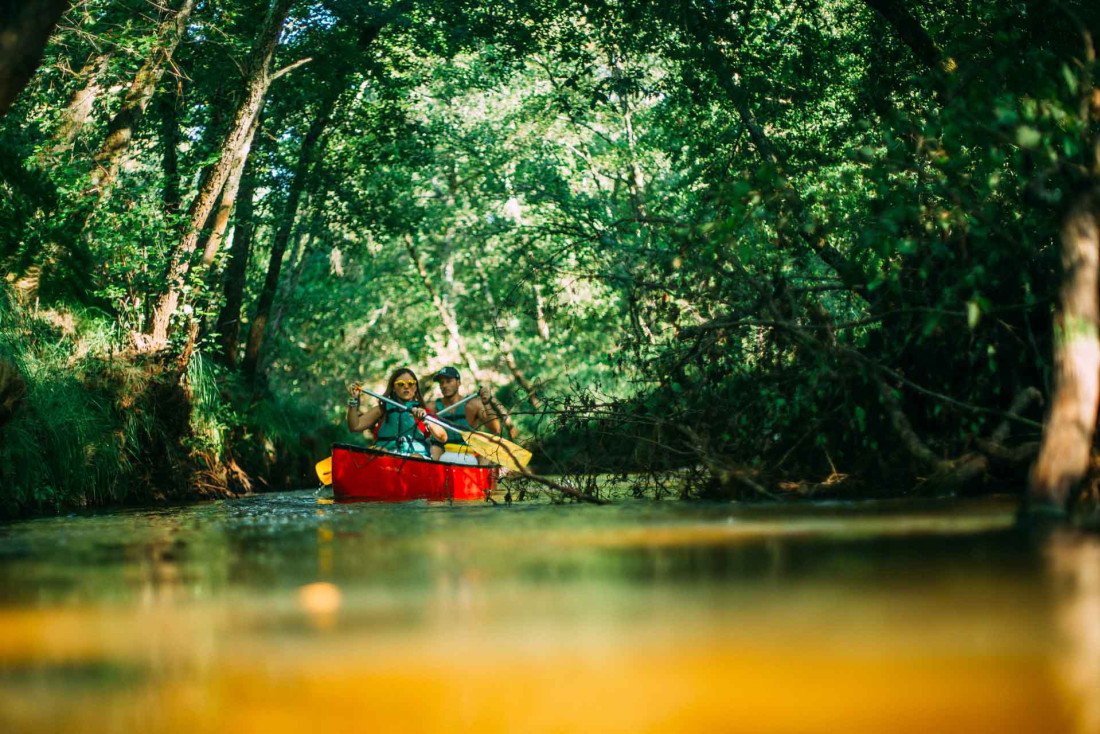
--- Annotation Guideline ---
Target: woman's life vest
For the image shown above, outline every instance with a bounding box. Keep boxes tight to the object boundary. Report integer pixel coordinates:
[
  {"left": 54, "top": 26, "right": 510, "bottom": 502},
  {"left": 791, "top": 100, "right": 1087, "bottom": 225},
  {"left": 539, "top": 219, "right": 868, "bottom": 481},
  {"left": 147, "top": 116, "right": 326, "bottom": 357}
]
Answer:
[
  {"left": 433, "top": 397, "right": 472, "bottom": 444},
  {"left": 373, "top": 400, "right": 431, "bottom": 458}
]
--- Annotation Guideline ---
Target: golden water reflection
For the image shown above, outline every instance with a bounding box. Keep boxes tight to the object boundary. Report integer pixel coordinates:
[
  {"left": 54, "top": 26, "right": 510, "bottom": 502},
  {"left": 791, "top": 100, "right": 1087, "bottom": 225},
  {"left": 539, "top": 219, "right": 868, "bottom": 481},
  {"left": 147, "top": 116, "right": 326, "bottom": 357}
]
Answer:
[
  {"left": 1048, "top": 532, "right": 1100, "bottom": 733},
  {"left": 0, "top": 494, "right": 1093, "bottom": 732}
]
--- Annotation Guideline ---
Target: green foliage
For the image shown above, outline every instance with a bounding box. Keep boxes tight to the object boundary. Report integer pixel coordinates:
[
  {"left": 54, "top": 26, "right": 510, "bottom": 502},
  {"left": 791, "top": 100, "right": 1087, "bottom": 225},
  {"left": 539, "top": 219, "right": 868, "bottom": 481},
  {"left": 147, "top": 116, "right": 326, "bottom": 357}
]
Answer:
[
  {"left": 2, "top": 0, "right": 1098, "bottom": 507},
  {"left": 0, "top": 291, "right": 146, "bottom": 513}
]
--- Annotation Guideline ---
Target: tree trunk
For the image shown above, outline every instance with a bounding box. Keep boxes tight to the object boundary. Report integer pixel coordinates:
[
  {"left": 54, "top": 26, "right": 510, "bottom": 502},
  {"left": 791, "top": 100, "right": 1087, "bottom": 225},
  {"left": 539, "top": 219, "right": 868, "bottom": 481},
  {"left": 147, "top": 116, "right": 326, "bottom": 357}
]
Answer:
[
  {"left": 862, "top": 0, "right": 944, "bottom": 73},
  {"left": 235, "top": 1, "right": 400, "bottom": 376},
  {"left": 86, "top": 0, "right": 196, "bottom": 203},
  {"left": 426, "top": 162, "right": 481, "bottom": 373},
  {"left": 159, "top": 87, "right": 182, "bottom": 217},
  {"left": 255, "top": 225, "right": 316, "bottom": 377},
  {"left": 500, "top": 345, "right": 542, "bottom": 411},
  {"left": 199, "top": 108, "right": 263, "bottom": 268},
  {"left": 1029, "top": 188, "right": 1100, "bottom": 511},
  {"left": 265, "top": 199, "right": 320, "bottom": 343},
  {"left": 534, "top": 284, "right": 550, "bottom": 341},
  {"left": 145, "top": 0, "right": 295, "bottom": 350},
  {"left": 265, "top": 230, "right": 313, "bottom": 338},
  {"left": 183, "top": 116, "right": 262, "bottom": 369},
  {"left": 214, "top": 168, "right": 257, "bottom": 368},
  {"left": 241, "top": 101, "right": 329, "bottom": 379},
  {"left": 610, "top": 52, "right": 659, "bottom": 348},
  {"left": 49, "top": 52, "right": 111, "bottom": 155},
  {"left": 0, "top": 0, "right": 69, "bottom": 117}
]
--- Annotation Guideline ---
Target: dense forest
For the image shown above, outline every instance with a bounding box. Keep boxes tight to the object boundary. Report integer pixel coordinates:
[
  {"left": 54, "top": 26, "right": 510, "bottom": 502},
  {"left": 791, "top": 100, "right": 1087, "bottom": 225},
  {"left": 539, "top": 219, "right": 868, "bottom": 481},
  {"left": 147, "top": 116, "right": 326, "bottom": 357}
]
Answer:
[{"left": 1, "top": 0, "right": 1099, "bottom": 518}]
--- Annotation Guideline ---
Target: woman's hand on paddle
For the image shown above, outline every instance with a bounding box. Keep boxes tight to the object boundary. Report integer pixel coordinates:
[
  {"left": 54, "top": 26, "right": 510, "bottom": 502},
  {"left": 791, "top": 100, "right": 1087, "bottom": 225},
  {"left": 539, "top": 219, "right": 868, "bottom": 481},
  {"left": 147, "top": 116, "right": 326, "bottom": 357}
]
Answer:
[
  {"left": 410, "top": 407, "right": 427, "bottom": 420},
  {"left": 346, "top": 381, "right": 363, "bottom": 398}
]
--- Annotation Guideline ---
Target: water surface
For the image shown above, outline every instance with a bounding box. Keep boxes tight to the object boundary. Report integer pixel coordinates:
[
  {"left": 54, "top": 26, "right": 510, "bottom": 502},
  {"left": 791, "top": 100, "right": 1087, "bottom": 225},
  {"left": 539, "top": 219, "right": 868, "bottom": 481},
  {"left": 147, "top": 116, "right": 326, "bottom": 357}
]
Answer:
[{"left": 0, "top": 492, "right": 1096, "bottom": 732}]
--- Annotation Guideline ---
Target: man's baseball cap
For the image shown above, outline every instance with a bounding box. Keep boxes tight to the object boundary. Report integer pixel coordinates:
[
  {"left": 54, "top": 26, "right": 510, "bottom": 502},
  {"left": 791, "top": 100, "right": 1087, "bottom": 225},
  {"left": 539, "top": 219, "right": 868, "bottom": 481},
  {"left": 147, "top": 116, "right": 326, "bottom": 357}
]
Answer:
[{"left": 434, "top": 366, "right": 461, "bottom": 380}]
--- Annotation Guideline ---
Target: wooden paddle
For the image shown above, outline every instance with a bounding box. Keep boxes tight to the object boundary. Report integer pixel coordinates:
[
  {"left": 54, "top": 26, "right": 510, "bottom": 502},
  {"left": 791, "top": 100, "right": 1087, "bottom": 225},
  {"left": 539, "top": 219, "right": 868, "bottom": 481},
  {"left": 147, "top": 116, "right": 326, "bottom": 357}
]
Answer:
[{"left": 360, "top": 387, "right": 533, "bottom": 472}]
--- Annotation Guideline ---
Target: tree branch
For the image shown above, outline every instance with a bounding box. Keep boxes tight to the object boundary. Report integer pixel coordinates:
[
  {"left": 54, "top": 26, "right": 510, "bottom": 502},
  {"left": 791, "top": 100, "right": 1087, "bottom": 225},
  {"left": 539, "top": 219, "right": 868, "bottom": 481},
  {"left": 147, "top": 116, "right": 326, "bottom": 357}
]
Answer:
[{"left": 272, "top": 56, "right": 312, "bottom": 80}]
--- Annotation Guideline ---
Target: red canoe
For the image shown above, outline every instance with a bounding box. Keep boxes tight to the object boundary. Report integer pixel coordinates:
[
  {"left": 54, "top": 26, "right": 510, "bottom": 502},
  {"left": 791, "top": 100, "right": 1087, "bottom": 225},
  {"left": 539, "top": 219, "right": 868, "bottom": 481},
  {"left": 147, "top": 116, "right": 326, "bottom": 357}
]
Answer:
[{"left": 331, "top": 443, "right": 496, "bottom": 501}]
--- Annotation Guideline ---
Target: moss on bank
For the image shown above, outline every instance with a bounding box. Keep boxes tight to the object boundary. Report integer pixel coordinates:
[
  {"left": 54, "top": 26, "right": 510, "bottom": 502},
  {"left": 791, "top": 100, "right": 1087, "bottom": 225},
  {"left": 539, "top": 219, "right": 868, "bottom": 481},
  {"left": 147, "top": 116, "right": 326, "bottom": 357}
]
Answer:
[{"left": 0, "top": 290, "right": 331, "bottom": 519}]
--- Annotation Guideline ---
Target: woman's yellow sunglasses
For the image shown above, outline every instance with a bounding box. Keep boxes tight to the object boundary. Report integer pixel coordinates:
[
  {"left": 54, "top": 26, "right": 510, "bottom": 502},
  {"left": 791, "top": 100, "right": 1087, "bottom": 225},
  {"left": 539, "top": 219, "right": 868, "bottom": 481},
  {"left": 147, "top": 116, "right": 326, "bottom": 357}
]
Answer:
[{"left": 393, "top": 379, "right": 417, "bottom": 388}]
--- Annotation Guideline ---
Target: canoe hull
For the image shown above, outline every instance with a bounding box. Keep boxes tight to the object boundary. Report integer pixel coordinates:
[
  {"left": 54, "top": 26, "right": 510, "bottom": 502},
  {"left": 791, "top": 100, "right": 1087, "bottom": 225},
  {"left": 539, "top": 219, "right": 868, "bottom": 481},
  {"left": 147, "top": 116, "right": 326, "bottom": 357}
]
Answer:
[{"left": 331, "top": 443, "right": 495, "bottom": 501}]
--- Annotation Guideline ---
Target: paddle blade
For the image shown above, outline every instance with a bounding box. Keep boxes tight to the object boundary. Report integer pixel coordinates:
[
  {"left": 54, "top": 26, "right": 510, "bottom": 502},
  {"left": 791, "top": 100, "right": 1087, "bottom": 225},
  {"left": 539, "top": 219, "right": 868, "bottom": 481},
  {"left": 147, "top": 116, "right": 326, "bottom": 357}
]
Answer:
[
  {"left": 463, "top": 432, "right": 533, "bottom": 472},
  {"left": 315, "top": 456, "right": 333, "bottom": 485}
]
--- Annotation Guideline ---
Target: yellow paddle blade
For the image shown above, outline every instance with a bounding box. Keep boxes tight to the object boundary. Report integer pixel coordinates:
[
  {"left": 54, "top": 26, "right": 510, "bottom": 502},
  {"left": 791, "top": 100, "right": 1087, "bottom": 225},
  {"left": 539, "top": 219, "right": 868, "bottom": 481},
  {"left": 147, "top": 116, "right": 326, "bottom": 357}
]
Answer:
[
  {"left": 315, "top": 456, "right": 333, "bottom": 485},
  {"left": 462, "top": 431, "right": 533, "bottom": 472}
]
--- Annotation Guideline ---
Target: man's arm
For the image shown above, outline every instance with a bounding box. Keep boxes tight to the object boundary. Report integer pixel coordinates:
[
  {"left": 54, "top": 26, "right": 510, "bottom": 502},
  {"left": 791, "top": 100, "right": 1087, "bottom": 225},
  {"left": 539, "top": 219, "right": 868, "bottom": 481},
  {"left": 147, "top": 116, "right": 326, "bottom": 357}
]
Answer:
[{"left": 466, "top": 397, "right": 501, "bottom": 435}]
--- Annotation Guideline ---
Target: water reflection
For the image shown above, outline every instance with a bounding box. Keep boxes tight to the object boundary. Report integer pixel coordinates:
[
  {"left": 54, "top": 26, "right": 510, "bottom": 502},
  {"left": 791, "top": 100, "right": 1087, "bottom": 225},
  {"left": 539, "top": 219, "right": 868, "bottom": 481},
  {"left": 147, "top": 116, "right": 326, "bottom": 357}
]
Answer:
[
  {"left": 1047, "top": 531, "right": 1100, "bottom": 733},
  {"left": 0, "top": 494, "right": 1090, "bottom": 732}
]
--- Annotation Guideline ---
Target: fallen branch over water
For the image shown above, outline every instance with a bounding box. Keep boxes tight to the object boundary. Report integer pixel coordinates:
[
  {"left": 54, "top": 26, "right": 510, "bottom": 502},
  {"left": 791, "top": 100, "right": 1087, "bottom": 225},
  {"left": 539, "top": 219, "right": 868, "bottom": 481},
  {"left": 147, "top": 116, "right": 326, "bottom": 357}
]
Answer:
[{"left": 506, "top": 471, "right": 609, "bottom": 505}]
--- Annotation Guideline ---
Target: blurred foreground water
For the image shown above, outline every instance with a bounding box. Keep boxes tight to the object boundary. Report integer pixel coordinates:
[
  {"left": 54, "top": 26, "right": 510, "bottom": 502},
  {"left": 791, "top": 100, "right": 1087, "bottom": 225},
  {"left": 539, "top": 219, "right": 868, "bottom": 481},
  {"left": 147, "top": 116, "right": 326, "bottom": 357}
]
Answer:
[{"left": 0, "top": 492, "right": 1097, "bottom": 732}]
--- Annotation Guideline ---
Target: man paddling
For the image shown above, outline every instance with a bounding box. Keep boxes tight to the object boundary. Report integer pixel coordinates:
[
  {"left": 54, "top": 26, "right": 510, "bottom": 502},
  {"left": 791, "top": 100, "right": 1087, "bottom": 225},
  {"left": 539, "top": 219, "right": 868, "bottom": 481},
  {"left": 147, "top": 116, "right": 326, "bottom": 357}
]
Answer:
[{"left": 428, "top": 366, "right": 500, "bottom": 462}]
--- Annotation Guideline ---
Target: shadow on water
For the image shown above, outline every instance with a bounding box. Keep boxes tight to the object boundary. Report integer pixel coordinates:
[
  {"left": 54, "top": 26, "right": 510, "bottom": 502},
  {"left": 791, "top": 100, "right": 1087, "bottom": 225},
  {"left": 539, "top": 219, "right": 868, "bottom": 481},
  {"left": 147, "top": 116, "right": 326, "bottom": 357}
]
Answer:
[{"left": 0, "top": 492, "right": 1095, "bottom": 732}]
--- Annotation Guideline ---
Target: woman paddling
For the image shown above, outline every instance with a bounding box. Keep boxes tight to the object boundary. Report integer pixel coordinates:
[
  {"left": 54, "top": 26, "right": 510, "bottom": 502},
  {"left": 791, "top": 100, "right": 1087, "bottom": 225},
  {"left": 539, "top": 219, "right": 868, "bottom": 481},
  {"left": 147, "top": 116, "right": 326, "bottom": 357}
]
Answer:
[{"left": 346, "top": 369, "right": 447, "bottom": 458}]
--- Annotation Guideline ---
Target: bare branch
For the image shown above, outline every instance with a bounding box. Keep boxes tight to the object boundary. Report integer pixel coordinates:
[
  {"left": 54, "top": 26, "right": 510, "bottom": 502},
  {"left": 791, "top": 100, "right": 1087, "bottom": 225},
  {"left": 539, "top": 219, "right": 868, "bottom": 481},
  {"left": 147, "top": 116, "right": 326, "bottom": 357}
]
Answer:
[{"left": 272, "top": 57, "right": 312, "bottom": 80}]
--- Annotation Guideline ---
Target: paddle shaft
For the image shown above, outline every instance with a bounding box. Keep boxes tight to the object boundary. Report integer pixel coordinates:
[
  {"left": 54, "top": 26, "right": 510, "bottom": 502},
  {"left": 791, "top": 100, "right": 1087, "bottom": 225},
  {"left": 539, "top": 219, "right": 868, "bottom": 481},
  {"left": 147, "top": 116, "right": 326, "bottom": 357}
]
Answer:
[{"left": 435, "top": 392, "right": 477, "bottom": 417}]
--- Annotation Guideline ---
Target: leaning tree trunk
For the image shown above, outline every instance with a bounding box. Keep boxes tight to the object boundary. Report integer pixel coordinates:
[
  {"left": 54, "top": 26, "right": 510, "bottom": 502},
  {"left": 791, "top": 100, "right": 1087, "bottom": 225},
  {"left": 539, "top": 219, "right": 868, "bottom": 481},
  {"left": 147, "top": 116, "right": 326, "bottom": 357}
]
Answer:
[
  {"left": 175, "top": 114, "right": 261, "bottom": 370},
  {"left": 533, "top": 284, "right": 551, "bottom": 341},
  {"left": 403, "top": 163, "right": 482, "bottom": 375},
  {"left": 85, "top": 0, "right": 196, "bottom": 205},
  {"left": 145, "top": 0, "right": 295, "bottom": 349},
  {"left": 254, "top": 224, "right": 316, "bottom": 377},
  {"left": 241, "top": 103, "right": 331, "bottom": 379},
  {"left": 213, "top": 168, "right": 258, "bottom": 368},
  {"left": 265, "top": 198, "right": 321, "bottom": 344},
  {"left": 1028, "top": 188, "right": 1100, "bottom": 511},
  {"left": 199, "top": 108, "right": 263, "bottom": 268},
  {"left": 0, "top": 0, "right": 69, "bottom": 117},
  {"left": 237, "top": 8, "right": 392, "bottom": 374}
]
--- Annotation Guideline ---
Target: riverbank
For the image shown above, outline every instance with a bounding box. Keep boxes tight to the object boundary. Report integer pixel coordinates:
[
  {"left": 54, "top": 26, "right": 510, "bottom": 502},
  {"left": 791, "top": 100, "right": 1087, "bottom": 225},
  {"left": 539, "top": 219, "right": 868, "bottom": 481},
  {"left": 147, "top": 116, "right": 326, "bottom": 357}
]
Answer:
[{"left": 0, "top": 292, "right": 327, "bottom": 519}]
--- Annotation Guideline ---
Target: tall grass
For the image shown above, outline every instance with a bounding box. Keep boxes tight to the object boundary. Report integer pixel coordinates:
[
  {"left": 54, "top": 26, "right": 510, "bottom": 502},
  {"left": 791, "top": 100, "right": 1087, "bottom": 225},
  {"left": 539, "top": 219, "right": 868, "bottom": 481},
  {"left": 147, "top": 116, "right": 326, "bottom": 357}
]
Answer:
[
  {"left": 0, "top": 288, "right": 331, "bottom": 516},
  {"left": 186, "top": 351, "right": 235, "bottom": 458},
  {"left": 0, "top": 291, "right": 138, "bottom": 512}
]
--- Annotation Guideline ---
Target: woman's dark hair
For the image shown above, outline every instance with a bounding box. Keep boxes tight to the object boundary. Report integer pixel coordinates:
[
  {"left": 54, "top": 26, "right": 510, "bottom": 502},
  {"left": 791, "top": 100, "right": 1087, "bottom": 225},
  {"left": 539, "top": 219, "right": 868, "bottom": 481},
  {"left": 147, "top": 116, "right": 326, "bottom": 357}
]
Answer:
[{"left": 380, "top": 368, "right": 425, "bottom": 412}]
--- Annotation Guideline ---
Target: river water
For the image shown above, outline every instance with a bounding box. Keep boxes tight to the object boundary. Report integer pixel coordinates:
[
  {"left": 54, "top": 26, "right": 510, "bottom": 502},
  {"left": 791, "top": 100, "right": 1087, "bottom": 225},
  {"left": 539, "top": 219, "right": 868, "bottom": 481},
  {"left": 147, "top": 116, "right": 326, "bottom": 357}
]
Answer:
[{"left": 0, "top": 491, "right": 1097, "bottom": 732}]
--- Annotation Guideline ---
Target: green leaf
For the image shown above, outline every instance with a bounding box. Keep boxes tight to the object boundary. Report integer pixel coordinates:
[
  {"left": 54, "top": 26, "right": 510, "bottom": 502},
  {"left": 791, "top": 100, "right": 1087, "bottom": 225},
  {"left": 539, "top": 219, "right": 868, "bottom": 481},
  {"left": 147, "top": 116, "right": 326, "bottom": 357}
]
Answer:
[
  {"left": 967, "top": 300, "right": 981, "bottom": 329},
  {"left": 1061, "top": 64, "right": 1078, "bottom": 94},
  {"left": 1015, "top": 126, "right": 1042, "bottom": 149}
]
